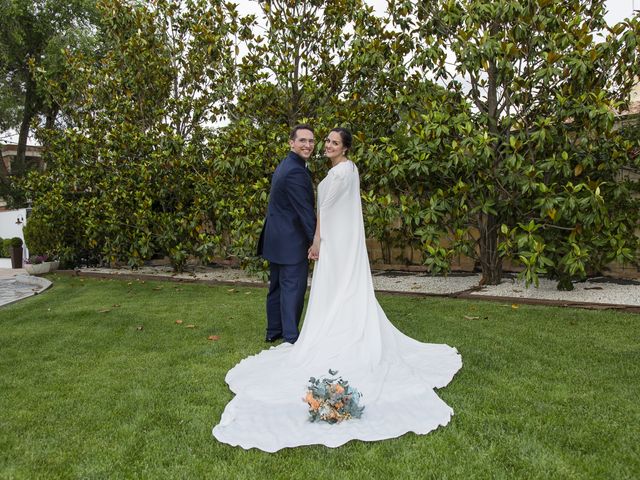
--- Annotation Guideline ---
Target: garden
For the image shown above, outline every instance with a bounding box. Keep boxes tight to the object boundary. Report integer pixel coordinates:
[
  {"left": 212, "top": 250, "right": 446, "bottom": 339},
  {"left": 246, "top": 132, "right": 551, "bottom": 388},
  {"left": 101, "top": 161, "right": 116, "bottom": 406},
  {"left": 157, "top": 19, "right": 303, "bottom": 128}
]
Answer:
[
  {"left": 1, "top": 0, "right": 640, "bottom": 477},
  {"left": 1, "top": 0, "right": 638, "bottom": 288},
  {"left": 0, "top": 275, "right": 638, "bottom": 478}
]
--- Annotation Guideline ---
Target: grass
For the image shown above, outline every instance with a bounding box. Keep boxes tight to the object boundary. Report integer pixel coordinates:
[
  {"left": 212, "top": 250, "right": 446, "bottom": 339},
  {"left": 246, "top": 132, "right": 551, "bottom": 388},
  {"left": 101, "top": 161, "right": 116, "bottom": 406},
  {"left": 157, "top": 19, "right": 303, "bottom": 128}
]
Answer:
[{"left": 0, "top": 274, "right": 638, "bottom": 479}]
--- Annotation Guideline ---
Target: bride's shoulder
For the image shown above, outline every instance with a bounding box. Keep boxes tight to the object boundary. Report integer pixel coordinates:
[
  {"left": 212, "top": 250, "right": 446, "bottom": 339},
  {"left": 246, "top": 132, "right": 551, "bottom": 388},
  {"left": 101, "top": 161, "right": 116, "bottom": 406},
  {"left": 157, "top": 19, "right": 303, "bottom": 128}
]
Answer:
[{"left": 330, "top": 160, "right": 356, "bottom": 179}]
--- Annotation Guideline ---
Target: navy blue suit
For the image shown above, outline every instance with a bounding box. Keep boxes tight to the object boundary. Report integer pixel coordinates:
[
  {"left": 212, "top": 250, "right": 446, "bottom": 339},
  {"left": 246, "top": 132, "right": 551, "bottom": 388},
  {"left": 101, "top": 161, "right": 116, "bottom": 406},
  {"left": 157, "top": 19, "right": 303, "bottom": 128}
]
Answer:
[{"left": 257, "top": 151, "right": 316, "bottom": 343}]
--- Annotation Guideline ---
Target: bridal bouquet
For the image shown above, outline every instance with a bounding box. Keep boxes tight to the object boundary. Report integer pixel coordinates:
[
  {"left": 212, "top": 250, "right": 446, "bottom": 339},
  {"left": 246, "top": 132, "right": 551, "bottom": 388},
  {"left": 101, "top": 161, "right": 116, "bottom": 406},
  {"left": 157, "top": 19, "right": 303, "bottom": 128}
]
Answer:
[{"left": 304, "top": 369, "right": 364, "bottom": 423}]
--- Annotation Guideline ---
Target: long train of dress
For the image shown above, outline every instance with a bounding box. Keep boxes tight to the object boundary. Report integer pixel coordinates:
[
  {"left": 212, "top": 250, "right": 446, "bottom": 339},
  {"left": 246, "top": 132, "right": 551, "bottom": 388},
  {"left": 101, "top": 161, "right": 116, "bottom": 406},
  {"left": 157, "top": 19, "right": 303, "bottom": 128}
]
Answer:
[{"left": 213, "top": 161, "right": 462, "bottom": 452}]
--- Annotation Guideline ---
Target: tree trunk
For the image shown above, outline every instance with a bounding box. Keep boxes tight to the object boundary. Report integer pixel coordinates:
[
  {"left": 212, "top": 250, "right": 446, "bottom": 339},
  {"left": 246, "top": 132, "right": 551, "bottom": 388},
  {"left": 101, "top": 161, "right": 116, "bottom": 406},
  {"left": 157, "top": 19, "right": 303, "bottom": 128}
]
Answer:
[
  {"left": 41, "top": 103, "right": 59, "bottom": 165},
  {"left": 15, "top": 76, "right": 37, "bottom": 176},
  {"left": 478, "top": 212, "right": 502, "bottom": 285},
  {"left": 478, "top": 55, "right": 503, "bottom": 285},
  {"left": 380, "top": 237, "right": 391, "bottom": 264},
  {"left": 44, "top": 103, "right": 58, "bottom": 132},
  {"left": 0, "top": 150, "right": 9, "bottom": 178}
]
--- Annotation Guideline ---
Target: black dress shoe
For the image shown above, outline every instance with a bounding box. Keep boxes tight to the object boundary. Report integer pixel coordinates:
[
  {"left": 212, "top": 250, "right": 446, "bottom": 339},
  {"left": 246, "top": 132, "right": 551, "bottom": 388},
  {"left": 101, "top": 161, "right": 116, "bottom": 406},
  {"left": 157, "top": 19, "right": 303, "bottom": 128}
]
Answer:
[{"left": 265, "top": 334, "right": 283, "bottom": 343}]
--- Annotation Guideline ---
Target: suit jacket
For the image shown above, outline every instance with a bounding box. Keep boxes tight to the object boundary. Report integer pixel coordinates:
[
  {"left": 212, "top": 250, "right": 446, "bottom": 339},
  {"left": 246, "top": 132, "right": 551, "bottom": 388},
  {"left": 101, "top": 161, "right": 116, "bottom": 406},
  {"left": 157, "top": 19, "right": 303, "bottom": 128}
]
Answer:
[{"left": 257, "top": 151, "right": 316, "bottom": 265}]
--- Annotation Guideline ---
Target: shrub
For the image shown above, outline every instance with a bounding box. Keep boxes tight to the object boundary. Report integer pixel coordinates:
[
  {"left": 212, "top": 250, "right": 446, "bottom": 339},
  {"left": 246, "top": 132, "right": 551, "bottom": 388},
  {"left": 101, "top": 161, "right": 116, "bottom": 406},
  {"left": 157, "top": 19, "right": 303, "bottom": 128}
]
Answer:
[
  {"left": 23, "top": 212, "right": 57, "bottom": 256},
  {"left": 21, "top": 206, "right": 94, "bottom": 268}
]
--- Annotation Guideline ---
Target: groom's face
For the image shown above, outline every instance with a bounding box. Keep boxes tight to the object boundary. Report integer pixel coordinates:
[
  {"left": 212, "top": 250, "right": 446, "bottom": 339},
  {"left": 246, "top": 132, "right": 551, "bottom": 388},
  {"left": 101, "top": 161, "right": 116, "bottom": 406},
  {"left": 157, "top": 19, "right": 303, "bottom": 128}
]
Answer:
[{"left": 289, "top": 129, "right": 315, "bottom": 160}]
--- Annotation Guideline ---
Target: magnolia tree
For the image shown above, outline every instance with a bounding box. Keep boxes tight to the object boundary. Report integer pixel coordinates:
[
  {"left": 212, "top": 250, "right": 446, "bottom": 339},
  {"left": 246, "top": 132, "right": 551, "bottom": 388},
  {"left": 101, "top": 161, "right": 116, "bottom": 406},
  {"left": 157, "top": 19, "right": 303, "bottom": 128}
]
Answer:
[
  {"left": 391, "top": 0, "right": 640, "bottom": 287},
  {"left": 25, "top": 0, "right": 408, "bottom": 270},
  {"left": 219, "top": 0, "right": 422, "bottom": 270},
  {"left": 26, "top": 0, "right": 245, "bottom": 269},
  {"left": 209, "top": 0, "right": 365, "bottom": 271},
  {"left": 21, "top": 0, "right": 640, "bottom": 285},
  {"left": 227, "top": 0, "right": 467, "bottom": 267}
]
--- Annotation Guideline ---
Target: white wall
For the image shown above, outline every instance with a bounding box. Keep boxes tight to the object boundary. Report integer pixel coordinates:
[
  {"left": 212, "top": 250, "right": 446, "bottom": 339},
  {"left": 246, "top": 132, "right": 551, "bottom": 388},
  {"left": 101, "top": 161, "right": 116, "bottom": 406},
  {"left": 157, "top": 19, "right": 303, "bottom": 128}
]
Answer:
[{"left": 0, "top": 209, "right": 29, "bottom": 262}]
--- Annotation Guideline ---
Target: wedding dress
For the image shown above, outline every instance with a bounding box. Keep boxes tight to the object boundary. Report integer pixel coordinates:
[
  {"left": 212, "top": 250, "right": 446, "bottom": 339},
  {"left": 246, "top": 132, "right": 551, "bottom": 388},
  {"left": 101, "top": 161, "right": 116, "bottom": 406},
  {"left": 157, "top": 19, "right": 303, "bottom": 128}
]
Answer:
[{"left": 213, "top": 160, "right": 462, "bottom": 452}]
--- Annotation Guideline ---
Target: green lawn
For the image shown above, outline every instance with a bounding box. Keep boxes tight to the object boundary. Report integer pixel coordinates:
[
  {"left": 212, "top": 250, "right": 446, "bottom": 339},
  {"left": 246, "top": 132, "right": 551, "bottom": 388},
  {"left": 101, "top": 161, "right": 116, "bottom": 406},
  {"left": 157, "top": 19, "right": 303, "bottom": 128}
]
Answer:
[{"left": 0, "top": 274, "right": 638, "bottom": 479}]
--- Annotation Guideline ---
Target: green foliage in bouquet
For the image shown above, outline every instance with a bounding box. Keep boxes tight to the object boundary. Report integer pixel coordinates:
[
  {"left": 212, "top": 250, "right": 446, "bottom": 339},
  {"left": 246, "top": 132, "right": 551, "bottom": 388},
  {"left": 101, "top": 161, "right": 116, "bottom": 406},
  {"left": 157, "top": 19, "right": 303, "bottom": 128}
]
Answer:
[{"left": 304, "top": 369, "right": 364, "bottom": 424}]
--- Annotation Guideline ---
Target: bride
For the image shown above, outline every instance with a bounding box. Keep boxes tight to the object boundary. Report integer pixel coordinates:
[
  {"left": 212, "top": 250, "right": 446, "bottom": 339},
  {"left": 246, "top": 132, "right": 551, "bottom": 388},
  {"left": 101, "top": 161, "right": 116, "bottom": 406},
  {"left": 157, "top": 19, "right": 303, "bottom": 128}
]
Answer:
[{"left": 213, "top": 128, "right": 462, "bottom": 452}]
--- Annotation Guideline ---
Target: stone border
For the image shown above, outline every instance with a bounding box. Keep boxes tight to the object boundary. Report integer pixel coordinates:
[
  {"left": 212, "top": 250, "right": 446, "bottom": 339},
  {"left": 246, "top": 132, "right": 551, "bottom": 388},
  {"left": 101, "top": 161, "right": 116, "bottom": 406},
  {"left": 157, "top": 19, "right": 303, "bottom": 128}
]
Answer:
[
  {"left": 372, "top": 288, "right": 640, "bottom": 314},
  {"left": 15, "top": 274, "right": 53, "bottom": 291},
  {"left": 453, "top": 290, "right": 640, "bottom": 314},
  {"left": 0, "top": 275, "right": 53, "bottom": 308}
]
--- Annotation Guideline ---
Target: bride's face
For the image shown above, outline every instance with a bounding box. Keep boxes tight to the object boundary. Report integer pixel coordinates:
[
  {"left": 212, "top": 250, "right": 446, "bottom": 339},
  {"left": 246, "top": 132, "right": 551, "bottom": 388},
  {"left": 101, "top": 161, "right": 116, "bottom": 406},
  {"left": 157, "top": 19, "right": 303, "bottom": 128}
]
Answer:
[{"left": 323, "top": 131, "right": 345, "bottom": 160}]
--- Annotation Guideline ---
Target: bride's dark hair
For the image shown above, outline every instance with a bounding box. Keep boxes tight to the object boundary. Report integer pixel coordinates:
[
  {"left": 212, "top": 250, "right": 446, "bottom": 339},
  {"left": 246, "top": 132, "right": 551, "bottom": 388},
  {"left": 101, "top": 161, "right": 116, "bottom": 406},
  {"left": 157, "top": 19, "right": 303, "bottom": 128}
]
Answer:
[{"left": 330, "top": 127, "right": 352, "bottom": 153}]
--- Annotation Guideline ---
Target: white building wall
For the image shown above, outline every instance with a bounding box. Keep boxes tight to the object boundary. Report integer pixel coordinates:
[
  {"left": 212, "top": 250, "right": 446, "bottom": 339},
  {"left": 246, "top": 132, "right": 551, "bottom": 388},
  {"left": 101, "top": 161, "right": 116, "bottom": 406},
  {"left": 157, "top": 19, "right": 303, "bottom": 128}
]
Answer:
[{"left": 0, "top": 209, "right": 29, "bottom": 264}]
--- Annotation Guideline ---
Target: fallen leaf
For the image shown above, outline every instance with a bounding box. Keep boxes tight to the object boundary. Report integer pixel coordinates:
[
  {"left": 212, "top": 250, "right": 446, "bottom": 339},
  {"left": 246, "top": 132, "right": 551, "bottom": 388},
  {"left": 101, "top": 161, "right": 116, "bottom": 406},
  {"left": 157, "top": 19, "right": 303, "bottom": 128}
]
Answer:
[
  {"left": 127, "top": 282, "right": 132, "bottom": 286},
  {"left": 136, "top": 325, "right": 144, "bottom": 331},
  {"left": 464, "top": 315, "right": 480, "bottom": 320},
  {"left": 186, "top": 324, "right": 196, "bottom": 328},
  {"left": 244, "top": 291, "right": 251, "bottom": 295},
  {"left": 175, "top": 319, "right": 183, "bottom": 325},
  {"left": 511, "top": 304, "right": 520, "bottom": 309},
  {"left": 112, "top": 304, "right": 121, "bottom": 308},
  {"left": 208, "top": 335, "right": 220, "bottom": 341},
  {"left": 227, "top": 288, "right": 236, "bottom": 293},
  {"left": 152, "top": 286, "right": 162, "bottom": 291},
  {"left": 98, "top": 308, "right": 111, "bottom": 313}
]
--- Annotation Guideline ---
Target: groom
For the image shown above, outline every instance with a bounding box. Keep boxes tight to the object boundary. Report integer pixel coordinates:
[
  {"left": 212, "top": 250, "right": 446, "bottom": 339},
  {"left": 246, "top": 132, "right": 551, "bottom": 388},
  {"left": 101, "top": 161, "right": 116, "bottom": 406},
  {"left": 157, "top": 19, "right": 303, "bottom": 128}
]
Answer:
[{"left": 257, "top": 124, "right": 316, "bottom": 344}]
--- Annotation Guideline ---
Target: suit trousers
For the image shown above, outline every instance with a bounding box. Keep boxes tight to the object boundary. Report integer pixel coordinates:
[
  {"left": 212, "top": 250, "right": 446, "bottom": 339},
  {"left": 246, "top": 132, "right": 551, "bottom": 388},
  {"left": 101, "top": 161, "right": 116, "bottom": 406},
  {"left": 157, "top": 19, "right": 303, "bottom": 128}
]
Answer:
[{"left": 266, "top": 260, "right": 309, "bottom": 343}]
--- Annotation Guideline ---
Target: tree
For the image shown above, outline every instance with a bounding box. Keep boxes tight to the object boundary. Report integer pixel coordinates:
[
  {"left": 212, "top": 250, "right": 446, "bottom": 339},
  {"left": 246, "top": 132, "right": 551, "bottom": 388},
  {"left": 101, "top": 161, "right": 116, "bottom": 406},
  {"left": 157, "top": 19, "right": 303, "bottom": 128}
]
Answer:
[
  {"left": 231, "top": 0, "right": 367, "bottom": 130},
  {"left": 0, "top": 0, "right": 96, "bottom": 206},
  {"left": 336, "top": 4, "right": 468, "bottom": 265},
  {"left": 221, "top": 0, "right": 407, "bottom": 270},
  {"left": 393, "top": 0, "right": 640, "bottom": 286},
  {"left": 26, "top": 0, "right": 243, "bottom": 269}
]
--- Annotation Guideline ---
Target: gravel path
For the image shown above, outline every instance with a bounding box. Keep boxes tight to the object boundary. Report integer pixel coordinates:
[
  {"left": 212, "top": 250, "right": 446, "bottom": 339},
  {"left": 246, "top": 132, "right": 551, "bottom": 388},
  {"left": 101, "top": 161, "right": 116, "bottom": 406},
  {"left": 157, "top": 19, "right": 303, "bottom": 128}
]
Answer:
[
  {"left": 78, "top": 266, "right": 640, "bottom": 308},
  {"left": 470, "top": 276, "right": 640, "bottom": 307}
]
